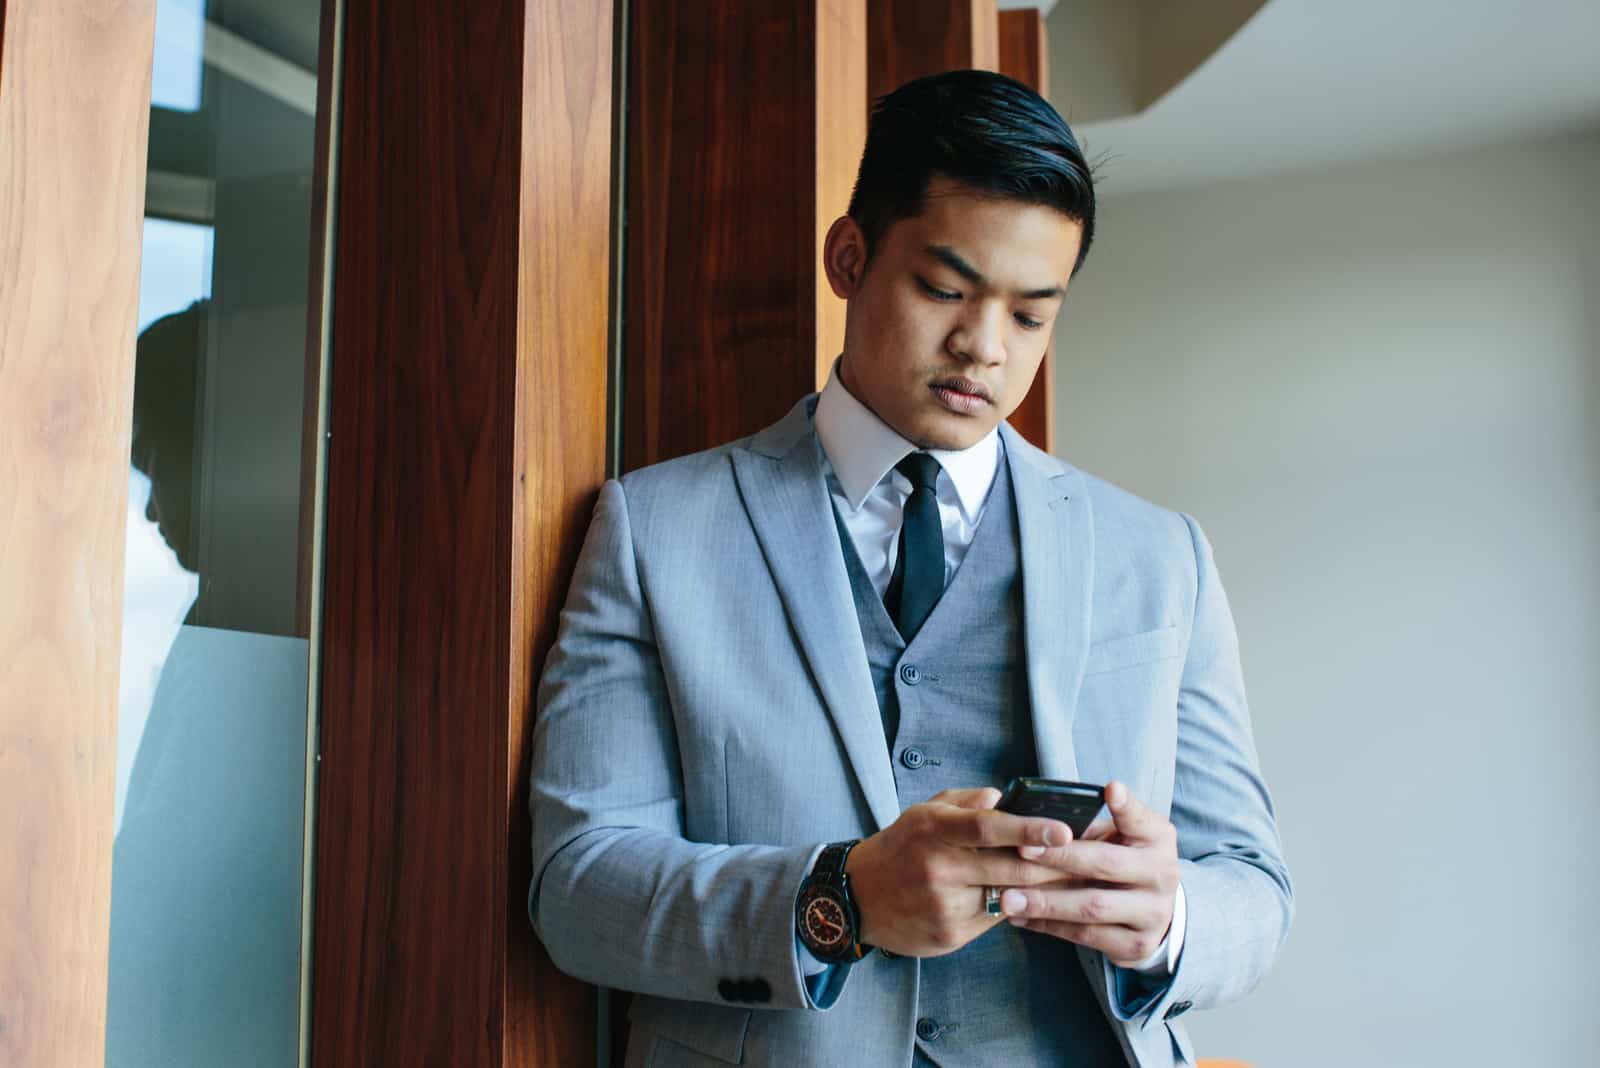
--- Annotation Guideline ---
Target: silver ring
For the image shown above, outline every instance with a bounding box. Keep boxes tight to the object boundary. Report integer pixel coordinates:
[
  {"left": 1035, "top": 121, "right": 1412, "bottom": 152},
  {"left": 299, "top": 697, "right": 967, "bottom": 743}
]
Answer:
[{"left": 984, "top": 886, "right": 1003, "bottom": 917}]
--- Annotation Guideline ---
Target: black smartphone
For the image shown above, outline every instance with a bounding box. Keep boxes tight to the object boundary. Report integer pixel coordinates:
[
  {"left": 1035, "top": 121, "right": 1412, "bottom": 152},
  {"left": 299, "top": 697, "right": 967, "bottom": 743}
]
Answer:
[{"left": 996, "top": 777, "right": 1105, "bottom": 839}]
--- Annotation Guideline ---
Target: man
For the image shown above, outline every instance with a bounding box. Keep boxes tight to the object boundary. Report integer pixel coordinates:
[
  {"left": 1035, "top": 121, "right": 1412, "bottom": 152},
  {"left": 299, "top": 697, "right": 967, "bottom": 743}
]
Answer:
[{"left": 529, "top": 71, "right": 1291, "bottom": 1067}]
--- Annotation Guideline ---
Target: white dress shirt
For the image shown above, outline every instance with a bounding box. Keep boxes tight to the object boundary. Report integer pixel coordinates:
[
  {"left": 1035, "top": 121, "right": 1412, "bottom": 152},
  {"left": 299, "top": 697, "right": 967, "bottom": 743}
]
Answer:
[{"left": 806, "top": 363, "right": 1185, "bottom": 978}]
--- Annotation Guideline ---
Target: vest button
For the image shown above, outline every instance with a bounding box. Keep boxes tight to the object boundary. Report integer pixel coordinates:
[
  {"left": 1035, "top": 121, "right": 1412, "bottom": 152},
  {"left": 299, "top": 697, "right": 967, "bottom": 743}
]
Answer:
[
  {"left": 900, "top": 747, "right": 926, "bottom": 769},
  {"left": 899, "top": 663, "right": 921, "bottom": 685},
  {"left": 915, "top": 1017, "right": 942, "bottom": 1041}
]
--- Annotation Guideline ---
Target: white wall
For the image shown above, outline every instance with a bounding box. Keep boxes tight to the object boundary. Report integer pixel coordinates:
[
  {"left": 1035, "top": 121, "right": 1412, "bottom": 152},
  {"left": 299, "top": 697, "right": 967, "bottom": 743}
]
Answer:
[{"left": 1053, "top": 133, "right": 1600, "bottom": 1066}]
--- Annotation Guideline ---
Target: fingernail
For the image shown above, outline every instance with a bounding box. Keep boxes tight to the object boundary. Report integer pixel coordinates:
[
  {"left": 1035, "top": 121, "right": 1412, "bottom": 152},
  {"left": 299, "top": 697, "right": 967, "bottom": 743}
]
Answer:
[
  {"left": 1019, "top": 844, "right": 1045, "bottom": 860},
  {"left": 1001, "top": 889, "right": 1028, "bottom": 915}
]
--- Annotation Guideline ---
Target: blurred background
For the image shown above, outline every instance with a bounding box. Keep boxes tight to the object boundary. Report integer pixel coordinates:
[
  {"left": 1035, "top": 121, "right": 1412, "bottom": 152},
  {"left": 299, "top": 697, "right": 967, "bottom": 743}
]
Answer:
[{"left": 1049, "top": 2, "right": 1600, "bottom": 1063}]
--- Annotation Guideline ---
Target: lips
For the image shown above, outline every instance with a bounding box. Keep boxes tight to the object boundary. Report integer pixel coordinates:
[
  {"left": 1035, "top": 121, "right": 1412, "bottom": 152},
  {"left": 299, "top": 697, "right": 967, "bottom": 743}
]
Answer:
[
  {"left": 929, "top": 377, "right": 993, "bottom": 416},
  {"left": 930, "top": 376, "right": 993, "bottom": 403}
]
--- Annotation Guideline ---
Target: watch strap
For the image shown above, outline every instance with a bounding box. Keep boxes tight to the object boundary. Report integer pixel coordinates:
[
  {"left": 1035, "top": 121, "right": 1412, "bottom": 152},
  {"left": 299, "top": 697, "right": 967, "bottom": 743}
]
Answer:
[
  {"left": 814, "top": 840, "right": 856, "bottom": 880},
  {"left": 798, "top": 840, "right": 871, "bottom": 963}
]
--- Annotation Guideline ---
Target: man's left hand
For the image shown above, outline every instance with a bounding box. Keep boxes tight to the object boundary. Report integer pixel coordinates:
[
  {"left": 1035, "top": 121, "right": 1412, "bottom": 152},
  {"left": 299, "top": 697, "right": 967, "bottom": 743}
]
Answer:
[{"left": 997, "top": 781, "right": 1179, "bottom": 968}]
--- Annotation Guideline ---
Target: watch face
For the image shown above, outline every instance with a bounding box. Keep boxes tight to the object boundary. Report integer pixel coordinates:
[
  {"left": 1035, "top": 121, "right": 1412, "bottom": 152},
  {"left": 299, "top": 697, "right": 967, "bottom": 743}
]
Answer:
[{"left": 800, "top": 888, "right": 851, "bottom": 953}]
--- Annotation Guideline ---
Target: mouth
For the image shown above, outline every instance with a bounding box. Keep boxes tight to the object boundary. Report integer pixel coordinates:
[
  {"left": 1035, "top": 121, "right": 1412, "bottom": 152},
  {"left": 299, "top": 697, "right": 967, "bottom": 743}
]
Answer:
[{"left": 929, "top": 376, "right": 993, "bottom": 416}]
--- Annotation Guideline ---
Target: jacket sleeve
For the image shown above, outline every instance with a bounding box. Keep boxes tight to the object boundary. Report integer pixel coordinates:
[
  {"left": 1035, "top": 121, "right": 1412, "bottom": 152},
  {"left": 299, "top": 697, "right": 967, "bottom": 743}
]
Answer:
[
  {"left": 1106, "top": 512, "right": 1294, "bottom": 1030},
  {"left": 527, "top": 478, "right": 829, "bottom": 1011}
]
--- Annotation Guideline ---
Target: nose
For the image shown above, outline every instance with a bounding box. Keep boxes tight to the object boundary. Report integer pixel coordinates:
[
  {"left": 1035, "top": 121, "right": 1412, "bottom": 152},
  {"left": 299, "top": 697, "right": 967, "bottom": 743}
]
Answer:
[{"left": 948, "top": 301, "right": 1007, "bottom": 367}]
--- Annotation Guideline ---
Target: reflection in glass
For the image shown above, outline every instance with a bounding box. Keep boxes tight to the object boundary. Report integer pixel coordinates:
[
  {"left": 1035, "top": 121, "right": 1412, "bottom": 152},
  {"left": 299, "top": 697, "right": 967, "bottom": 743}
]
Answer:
[{"left": 108, "top": 0, "right": 329, "bottom": 1063}]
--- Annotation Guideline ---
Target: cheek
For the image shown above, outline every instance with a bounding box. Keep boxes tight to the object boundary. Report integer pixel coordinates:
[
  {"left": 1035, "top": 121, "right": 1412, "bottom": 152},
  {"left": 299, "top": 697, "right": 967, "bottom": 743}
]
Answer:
[
  {"left": 893, "top": 303, "right": 954, "bottom": 359},
  {"left": 866, "top": 301, "right": 942, "bottom": 364},
  {"left": 1014, "top": 333, "right": 1051, "bottom": 377}
]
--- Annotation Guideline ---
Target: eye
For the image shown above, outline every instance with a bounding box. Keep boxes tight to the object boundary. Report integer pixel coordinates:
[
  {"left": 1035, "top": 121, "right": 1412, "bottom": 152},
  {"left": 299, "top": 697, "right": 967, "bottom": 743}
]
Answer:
[
  {"left": 916, "top": 277, "right": 961, "bottom": 301},
  {"left": 1015, "top": 313, "right": 1045, "bottom": 330}
]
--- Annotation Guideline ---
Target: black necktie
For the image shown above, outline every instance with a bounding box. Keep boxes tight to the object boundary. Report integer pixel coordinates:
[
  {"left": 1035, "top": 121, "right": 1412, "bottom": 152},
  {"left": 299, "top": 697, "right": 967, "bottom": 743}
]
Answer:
[{"left": 885, "top": 453, "right": 944, "bottom": 641}]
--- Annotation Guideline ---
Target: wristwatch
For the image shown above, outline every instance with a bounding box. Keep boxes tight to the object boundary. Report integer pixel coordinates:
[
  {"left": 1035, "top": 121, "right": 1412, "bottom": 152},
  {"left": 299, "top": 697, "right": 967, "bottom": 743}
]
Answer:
[{"left": 796, "top": 841, "right": 872, "bottom": 964}]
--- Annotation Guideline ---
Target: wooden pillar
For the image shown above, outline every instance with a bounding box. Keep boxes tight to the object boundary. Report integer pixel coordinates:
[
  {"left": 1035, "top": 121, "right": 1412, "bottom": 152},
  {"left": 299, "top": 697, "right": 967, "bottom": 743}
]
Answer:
[
  {"left": 867, "top": 0, "right": 998, "bottom": 103},
  {"left": 623, "top": 0, "right": 866, "bottom": 471},
  {"left": 308, "top": 0, "right": 612, "bottom": 1063},
  {"left": 998, "top": 7, "right": 1049, "bottom": 97},
  {"left": 0, "top": 1, "right": 156, "bottom": 1064},
  {"left": 997, "top": 7, "right": 1054, "bottom": 453}
]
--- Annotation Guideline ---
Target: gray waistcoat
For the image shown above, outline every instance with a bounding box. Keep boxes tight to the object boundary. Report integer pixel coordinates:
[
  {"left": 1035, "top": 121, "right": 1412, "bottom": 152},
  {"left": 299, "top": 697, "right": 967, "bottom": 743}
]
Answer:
[{"left": 834, "top": 460, "right": 1127, "bottom": 1067}]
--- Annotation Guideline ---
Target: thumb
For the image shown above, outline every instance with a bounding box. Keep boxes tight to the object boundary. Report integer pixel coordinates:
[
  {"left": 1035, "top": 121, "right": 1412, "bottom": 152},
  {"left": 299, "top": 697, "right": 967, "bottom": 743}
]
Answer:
[{"left": 1105, "top": 781, "right": 1163, "bottom": 844}]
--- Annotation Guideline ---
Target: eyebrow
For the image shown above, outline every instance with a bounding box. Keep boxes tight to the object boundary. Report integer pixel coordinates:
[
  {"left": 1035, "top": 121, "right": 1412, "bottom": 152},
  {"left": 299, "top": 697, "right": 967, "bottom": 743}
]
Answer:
[{"left": 924, "top": 245, "right": 1065, "bottom": 301}]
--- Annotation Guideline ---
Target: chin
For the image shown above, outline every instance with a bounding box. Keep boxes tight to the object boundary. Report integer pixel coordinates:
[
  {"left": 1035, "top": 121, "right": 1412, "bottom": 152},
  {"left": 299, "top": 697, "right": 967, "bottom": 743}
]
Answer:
[{"left": 911, "top": 416, "right": 995, "bottom": 453}]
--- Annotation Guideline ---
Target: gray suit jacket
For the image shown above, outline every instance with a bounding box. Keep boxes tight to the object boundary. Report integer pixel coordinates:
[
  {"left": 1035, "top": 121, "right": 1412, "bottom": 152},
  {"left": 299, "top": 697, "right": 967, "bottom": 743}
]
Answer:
[{"left": 529, "top": 397, "right": 1291, "bottom": 1067}]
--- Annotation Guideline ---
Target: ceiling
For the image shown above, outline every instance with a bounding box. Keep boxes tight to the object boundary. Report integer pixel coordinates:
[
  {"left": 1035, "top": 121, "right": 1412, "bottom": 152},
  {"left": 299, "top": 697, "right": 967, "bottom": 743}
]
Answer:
[{"left": 1054, "top": 0, "right": 1600, "bottom": 195}]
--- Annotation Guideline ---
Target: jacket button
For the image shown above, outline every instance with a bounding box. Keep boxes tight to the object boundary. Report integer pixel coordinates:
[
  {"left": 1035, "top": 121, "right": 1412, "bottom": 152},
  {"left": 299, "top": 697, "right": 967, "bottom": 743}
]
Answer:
[
  {"left": 749, "top": 978, "right": 772, "bottom": 1003},
  {"left": 900, "top": 747, "right": 926, "bottom": 769},
  {"left": 717, "top": 980, "right": 735, "bottom": 1001},
  {"left": 899, "top": 663, "right": 921, "bottom": 685},
  {"left": 915, "top": 1017, "right": 942, "bottom": 1041}
]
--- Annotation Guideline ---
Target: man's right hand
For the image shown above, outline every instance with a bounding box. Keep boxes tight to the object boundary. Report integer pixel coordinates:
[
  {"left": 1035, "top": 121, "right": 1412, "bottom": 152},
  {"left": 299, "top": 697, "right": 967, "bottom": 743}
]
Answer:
[{"left": 843, "top": 787, "right": 1072, "bottom": 958}]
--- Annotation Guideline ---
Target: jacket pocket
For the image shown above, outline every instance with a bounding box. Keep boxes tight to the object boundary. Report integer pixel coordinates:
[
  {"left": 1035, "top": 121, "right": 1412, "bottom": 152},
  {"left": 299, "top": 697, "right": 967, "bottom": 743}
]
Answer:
[
  {"left": 630, "top": 994, "right": 750, "bottom": 1065},
  {"left": 1083, "top": 625, "right": 1184, "bottom": 676}
]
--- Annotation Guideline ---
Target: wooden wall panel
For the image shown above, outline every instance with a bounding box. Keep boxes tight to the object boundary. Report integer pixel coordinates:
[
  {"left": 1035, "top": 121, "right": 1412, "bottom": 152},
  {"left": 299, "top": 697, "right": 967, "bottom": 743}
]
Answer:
[
  {"left": 867, "top": 0, "right": 998, "bottom": 103},
  {"left": 997, "top": 7, "right": 1054, "bottom": 453},
  {"left": 0, "top": 1, "right": 156, "bottom": 1065},
  {"left": 816, "top": 0, "right": 868, "bottom": 390},
  {"left": 309, "top": 0, "right": 609, "bottom": 1063},
  {"left": 508, "top": 0, "right": 616, "bottom": 1062},
  {"left": 998, "top": 7, "right": 1048, "bottom": 97},
  {"left": 625, "top": 0, "right": 865, "bottom": 470}
]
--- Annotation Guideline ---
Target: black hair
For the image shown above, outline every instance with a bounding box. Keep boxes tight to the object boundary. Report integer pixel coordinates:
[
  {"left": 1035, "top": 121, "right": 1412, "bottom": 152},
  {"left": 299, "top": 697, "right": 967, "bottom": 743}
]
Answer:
[
  {"left": 131, "top": 299, "right": 207, "bottom": 570},
  {"left": 847, "top": 69, "right": 1096, "bottom": 274}
]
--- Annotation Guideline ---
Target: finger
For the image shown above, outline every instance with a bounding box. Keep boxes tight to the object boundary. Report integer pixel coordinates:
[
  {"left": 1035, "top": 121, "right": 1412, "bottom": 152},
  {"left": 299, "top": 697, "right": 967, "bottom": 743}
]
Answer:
[
  {"left": 1077, "top": 816, "right": 1116, "bottom": 842},
  {"left": 1104, "top": 781, "right": 1168, "bottom": 845},
  {"left": 930, "top": 786, "right": 1003, "bottom": 811},
  {"left": 966, "top": 851, "right": 1073, "bottom": 889},
  {"left": 932, "top": 806, "right": 1070, "bottom": 850},
  {"left": 1013, "top": 840, "right": 1151, "bottom": 885},
  {"left": 998, "top": 885, "right": 1162, "bottom": 929},
  {"left": 1007, "top": 918, "right": 1163, "bottom": 967}
]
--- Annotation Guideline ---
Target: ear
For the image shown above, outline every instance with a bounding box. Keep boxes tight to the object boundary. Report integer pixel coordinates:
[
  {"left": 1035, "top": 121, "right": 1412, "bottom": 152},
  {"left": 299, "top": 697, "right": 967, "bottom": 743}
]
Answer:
[{"left": 822, "top": 215, "right": 868, "bottom": 299}]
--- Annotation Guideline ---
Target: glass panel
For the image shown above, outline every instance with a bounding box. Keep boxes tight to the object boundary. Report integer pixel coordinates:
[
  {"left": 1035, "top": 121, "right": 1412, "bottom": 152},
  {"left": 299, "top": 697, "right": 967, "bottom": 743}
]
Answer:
[{"left": 108, "top": 0, "right": 331, "bottom": 1064}]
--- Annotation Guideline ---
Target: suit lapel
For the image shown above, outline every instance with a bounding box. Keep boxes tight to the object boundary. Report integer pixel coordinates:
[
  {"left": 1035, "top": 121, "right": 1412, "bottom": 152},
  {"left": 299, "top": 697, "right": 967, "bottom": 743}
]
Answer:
[
  {"left": 731, "top": 399, "right": 901, "bottom": 832},
  {"left": 1004, "top": 425, "right": 1095, "bottom": 783}
]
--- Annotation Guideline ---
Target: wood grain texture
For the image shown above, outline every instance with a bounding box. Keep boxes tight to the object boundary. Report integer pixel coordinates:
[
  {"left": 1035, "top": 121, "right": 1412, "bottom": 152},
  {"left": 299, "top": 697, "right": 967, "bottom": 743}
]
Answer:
[
  {"left": 625, "top": 0, "right": 864, "bottom": 469},
  {"left": 310, "top": 0, "right": 607, "bottom": 1063},
  {"left": 867, "top": 0, "right": 998, "bottom": 103},
  {"left": 508, "top": 0, "right": 613, "bottom": 1064},
  {"left": 997, "top": 7, "right": 1054, "bottom": 452},
  {"left": 970, "top": 0, "right": 999, "bottom": 72},
  {"left": 815, "top": 0, "right": 867, "bottom": 389},
  {"left": 0, "top": 0, "right": 156, "bottom": 1064},
  {"left": 997, "top": 7, "right": 1047, "bottom": 97}
]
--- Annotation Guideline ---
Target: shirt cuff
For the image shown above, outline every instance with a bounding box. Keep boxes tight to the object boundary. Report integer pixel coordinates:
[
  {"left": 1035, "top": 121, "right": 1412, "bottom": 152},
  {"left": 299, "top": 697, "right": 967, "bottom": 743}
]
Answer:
[
  {"left": 1130, "top": 881, "right": 1186, "bottom": 976},
  {"left": 797, "top": 937, "right": 829, "bottom": 977}
]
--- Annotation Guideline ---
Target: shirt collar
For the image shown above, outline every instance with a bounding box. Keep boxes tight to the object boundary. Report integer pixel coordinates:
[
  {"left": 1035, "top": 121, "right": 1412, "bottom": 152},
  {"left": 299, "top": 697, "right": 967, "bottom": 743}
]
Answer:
[{"left": 814, "top": 358, "right": 1000, "bottom": 524}]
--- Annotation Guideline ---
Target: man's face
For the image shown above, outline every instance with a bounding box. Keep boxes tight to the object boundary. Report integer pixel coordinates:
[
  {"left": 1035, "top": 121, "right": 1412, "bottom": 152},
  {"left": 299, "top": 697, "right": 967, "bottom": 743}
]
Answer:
[{"left": 829, "top": 176, "right": 1083, "bottom": 451}]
